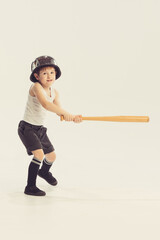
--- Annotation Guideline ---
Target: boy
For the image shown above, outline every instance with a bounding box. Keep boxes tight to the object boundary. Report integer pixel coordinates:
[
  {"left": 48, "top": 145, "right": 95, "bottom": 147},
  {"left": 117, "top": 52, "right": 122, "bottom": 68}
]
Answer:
[{"left": 18, "top": 56, "right": 82, "bottom": 196}]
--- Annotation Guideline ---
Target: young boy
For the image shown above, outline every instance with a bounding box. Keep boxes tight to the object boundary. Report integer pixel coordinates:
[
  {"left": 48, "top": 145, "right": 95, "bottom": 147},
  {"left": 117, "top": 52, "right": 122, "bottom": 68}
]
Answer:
[{"left": 18, "top": 56, "right": 82, "bottom": 196}]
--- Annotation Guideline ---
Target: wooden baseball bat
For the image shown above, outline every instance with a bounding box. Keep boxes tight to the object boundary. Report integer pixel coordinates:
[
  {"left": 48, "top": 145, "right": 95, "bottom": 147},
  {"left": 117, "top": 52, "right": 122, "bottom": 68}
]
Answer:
[{"left": 60, "top": 116, "right": 150, "bottom": 122}]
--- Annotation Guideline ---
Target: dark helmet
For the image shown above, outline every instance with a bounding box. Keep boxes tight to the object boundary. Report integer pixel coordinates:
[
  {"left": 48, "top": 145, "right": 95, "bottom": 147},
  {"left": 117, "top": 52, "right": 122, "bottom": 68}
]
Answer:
[{"left": 30, "top": 56, "right": 61, "bottom": 82}]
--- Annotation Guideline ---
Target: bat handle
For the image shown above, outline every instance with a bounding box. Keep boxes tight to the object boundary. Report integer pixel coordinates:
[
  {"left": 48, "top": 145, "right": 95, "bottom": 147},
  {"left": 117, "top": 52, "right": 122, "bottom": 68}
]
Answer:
[{"left": 60, "top": 115, "right": 64, "bottom": 121}]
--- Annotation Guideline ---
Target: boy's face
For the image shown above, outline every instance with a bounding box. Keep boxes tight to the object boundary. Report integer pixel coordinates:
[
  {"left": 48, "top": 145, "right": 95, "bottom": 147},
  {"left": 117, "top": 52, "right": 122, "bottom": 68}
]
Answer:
[{"left": 34, "top": 66, "right": 56, "bottom": 87}]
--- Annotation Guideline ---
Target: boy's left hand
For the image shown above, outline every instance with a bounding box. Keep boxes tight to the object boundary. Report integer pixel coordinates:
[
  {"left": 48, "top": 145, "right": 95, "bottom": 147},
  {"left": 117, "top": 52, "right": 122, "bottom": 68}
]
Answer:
[{"left": 73, "top": 115, "right": 82, "bottom": 123}]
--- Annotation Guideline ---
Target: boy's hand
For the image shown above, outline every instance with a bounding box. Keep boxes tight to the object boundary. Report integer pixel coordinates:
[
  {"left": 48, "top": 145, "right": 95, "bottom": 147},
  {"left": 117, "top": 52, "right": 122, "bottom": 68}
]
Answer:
[
  {"left": 61, "top": 113, "right": 82, "bottom": 122},
  {"left": 63, "top": 112, "right": 75, "bottom": 121},
  {"left": 73, "top": 115, "right": 82, "bottom": 123}
]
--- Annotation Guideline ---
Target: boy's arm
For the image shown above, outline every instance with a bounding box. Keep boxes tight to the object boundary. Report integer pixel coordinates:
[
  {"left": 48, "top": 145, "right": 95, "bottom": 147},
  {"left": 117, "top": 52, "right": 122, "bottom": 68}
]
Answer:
[
  {"left": 53, "top": 89, "right": 61, "bottom": 109},
  {"left": 32, "top": 83, "right": 74, "bottom": 120}
]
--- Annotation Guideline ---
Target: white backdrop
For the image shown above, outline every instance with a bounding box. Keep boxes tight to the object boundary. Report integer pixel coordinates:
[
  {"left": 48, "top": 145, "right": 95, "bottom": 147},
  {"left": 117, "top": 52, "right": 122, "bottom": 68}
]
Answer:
[
  {"left": 0, "top": 0, "right": 159, "bottom": 191},
  {"left": 0, "top": 1, "right": 160, "bottom": 239}
]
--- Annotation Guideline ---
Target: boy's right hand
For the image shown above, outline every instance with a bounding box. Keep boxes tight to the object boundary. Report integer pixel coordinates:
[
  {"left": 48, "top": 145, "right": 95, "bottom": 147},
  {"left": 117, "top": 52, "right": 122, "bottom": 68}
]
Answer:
[{"left": 63, "top": 112, "right": 75, "bottom": 121}]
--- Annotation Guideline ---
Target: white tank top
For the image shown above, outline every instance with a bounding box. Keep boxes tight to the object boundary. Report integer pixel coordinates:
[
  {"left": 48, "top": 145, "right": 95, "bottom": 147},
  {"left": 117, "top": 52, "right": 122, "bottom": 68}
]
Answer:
[{"left": 23, "top": 86, "right": 55, "bottom": 125}]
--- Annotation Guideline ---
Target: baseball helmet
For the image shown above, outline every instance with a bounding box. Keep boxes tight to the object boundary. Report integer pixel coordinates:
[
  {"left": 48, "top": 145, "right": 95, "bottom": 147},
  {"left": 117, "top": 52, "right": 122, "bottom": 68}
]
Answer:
[{"left": 30, "top": 56, "right": 61, "bottom": 82}]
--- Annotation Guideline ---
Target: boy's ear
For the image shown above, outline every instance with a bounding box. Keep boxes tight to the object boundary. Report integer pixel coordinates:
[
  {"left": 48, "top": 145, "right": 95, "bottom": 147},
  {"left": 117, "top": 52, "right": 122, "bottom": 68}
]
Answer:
[{"left": 34, "top": 73, "right": 39, "bottom": 80}]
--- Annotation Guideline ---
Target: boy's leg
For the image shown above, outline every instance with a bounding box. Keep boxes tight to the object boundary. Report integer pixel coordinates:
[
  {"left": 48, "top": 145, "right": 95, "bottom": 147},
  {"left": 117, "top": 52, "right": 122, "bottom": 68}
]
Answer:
[
  {"left": 38, "top": 151, "right": 58, "bottom": 185},
  {"left": 24, "top": 149, "right": 46, "bottom": 196},
  {"left": 41, "top": 151, "right": 56, "bottom": 173}
]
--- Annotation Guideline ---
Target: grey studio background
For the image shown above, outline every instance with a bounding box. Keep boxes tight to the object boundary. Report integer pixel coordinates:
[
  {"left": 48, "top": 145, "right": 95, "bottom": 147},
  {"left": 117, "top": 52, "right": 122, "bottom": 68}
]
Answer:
[{"left": 0, "top": 0, "right": 160, "bottom": 240}]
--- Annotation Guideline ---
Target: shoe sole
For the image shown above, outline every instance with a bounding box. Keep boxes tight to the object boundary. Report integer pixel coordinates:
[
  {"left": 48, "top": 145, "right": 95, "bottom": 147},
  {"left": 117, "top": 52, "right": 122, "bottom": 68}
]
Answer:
[{"left": 24, "top": 191, "right": 46, "bottom": 196}]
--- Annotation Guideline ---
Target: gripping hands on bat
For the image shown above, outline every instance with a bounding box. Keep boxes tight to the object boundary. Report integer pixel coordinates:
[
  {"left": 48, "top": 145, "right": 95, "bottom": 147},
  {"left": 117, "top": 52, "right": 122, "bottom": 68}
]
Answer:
[{"left": 61, "top": 114, "right": 82, "bottom": 123}]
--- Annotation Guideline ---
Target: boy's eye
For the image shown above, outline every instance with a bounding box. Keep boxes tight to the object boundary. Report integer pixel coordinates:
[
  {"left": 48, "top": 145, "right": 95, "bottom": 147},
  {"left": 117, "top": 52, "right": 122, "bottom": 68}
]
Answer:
[{"left": 41, "top": 71, "right": 55, "bottom": 75}]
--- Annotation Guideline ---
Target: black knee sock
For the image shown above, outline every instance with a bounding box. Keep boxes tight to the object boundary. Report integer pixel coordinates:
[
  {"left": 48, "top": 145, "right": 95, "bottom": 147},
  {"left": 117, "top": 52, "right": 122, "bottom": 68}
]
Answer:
[
  {"left": 27, "top": 157, "right": 41, "bottom": 187},
  {"left": 40, "top": 158, "right": 53, "bottom": 174}
]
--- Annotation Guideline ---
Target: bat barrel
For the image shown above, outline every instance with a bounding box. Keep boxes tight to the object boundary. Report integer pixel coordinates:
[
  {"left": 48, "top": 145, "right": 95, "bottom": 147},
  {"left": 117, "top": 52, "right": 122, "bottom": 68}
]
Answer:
[{"left": 82, "top": 116, "right": 150, "bottom": 122}]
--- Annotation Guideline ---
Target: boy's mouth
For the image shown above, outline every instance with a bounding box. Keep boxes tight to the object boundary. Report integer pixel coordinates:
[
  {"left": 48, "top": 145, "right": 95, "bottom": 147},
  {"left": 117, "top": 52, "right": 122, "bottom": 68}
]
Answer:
[{"left": 47, "top": 80, "right": 52, "bottom": 82}]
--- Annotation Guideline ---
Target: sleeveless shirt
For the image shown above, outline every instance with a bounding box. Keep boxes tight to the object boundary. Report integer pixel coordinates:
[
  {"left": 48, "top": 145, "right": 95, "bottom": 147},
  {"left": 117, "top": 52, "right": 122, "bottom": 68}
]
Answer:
[{"left": 23, "top": 86, "right": 55, "bottom": 125}]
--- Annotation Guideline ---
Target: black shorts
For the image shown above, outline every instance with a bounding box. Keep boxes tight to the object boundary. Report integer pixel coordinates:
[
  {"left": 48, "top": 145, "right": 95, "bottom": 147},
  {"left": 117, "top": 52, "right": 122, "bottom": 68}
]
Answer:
[{"left": 18, "top": 121, "right": 55, "bottom": 156}]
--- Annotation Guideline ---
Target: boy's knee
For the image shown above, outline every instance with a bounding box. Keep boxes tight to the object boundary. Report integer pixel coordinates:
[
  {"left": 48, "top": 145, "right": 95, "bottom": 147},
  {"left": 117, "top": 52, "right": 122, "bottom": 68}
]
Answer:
[
  {"left": 32, "top": 149, "right": 44, "bottom": 161},
  {"left": 45, "top": 151, "right": 56, "bottom": 163}
]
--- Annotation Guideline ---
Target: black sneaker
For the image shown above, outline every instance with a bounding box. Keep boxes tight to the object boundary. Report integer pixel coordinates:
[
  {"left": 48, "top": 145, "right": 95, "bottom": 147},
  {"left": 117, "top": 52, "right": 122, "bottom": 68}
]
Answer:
[
  {"left": 24, "top": 185, "right": 46, "bottom": 196},
  {"left": 38, "top": 170, "right": 58, "bottom": 186}
]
